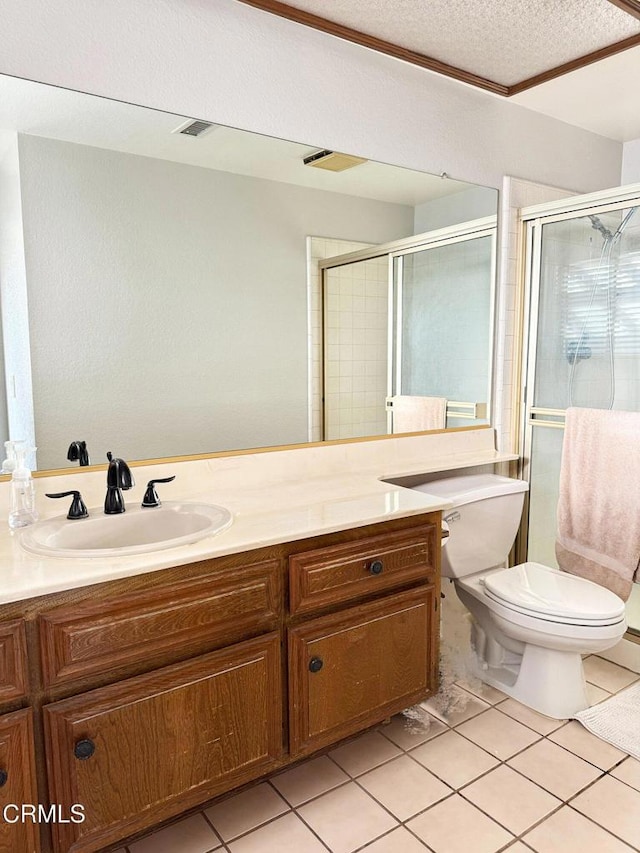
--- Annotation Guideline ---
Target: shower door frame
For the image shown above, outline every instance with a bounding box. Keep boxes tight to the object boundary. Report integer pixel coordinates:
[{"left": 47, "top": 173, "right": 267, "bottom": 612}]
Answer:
[
  {"left": 518, "top": 184, "right": 640, "bottom": 640},
  {"left": 389, "top": 225, "right": 497, "bottom": 429},
  {"left": 318, "top": 216, "right": 497, "bottom": 440}
]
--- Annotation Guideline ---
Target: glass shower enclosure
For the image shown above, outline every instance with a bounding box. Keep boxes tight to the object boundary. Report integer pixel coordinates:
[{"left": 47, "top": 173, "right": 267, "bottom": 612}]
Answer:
[
  {"left": 320, "top": 218, "right": 496, "bottom": 442},
  {"left": 521, "top": 189, "right": 640, "bottom": 636}
]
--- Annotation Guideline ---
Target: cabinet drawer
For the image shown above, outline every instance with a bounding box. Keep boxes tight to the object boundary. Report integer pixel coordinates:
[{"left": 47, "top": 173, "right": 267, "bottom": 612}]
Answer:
[
  {"left": 44, "top": 633, "right": 282, "bottom": 853},
  {"left": 289, "top": 587, "right": 436, "bottom": 756},
  {"left": 289, "top": 525, "right": 436, "bottom": 615},
  {"left": 40, "top": 560, "right": 280, "bottom": 688},
  {"left": 0, "top": 620, "right": 28, "bottom": 703},
  {"left": 0, "top": 709, "right": 40, "bottom": 852}
]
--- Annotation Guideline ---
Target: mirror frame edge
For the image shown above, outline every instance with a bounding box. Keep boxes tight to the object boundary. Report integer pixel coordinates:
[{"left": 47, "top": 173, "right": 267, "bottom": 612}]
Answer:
[{"left": 14, "top": 423, "right": 493, "bottom": 481}]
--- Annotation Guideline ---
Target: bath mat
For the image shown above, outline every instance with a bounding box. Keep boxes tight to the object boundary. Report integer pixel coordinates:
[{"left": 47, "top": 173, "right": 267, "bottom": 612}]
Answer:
[{"left": 574, "top": 680, "right": 640, "bottom": 761}]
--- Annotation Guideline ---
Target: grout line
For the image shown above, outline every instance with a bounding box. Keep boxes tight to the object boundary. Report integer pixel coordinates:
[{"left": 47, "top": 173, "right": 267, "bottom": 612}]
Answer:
[
  {"left": 606, "top": 762, "right": 640, "bottom": 796},
  {"left": 401, "top": 820, "right": 438, "bottom": 852},
  {"left": 447, "top": 723, "right": 543, "bottom": 765},
  {"left": 403, "top": 734, "right": 502, "bottom": 789},
  {"left": 214, "top": 810, "right": 294, "bottom": 848},
  {"left": 590, "top": 653, "right": 640, "bottom": 679},
  {"left": 287, "top": 806, "right": 334, "bottom": 853},
  {"left": 490, "top": 704, "right": 562, "bottom": 738},
  {"left": 503, "top": 754, "right": 605, "bottom": 801},
  {"left": 348, "top": 825, "right": 416, "bottom": 853},
  {"left": 563, "top": 802, "right": 638, "bottom": 850},
  {"left": 545, "top": 730, "right": 628, "bottom": 773},
  {"left": 200, "top": 808, "right": 224, "bottom": 846},
  {"left": 202, "top": 788, "right": 293, "bottom": 847},
  {"left": 456, "top": 782, "right": 563, "bottom": 841}
]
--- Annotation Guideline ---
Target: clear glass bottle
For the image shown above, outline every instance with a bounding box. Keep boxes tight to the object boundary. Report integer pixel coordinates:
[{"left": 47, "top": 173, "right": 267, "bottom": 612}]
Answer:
[{"left": 8, "top": 444, "right": 39, "bottom": 529}]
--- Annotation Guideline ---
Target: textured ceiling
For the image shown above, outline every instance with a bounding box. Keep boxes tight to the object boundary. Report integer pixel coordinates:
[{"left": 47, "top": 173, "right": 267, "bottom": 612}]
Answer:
[{"left": 260, "top": 0, "right": 640, "bottom": 86}]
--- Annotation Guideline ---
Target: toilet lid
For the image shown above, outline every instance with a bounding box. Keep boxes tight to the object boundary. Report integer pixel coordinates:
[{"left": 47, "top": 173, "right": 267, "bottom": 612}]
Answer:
[{"left": 483, "top": 562, "right": 626, "bottom": 622}]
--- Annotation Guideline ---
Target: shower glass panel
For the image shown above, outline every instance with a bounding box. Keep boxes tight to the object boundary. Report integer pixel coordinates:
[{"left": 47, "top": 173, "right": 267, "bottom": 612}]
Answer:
[
  {"left": 394, "top": 235, "right": 493, "bottom": 427},
  {"left": 526, "top": 426, "right": 564, "bottom": 568},
  {"left": 321, "top": 217, "right": 496, "bottom": 441},
  {"left": 533, "top": 209, "right": 640, "bottom": 411},
  {"left": 524, "top": 200, "right": 640, "bottom": 635}
]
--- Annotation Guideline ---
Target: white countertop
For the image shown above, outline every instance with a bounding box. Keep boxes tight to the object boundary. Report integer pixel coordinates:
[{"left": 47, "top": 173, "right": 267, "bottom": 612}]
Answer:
[{"left": 0, "top": 429, "right": 518, "bottom": 605}]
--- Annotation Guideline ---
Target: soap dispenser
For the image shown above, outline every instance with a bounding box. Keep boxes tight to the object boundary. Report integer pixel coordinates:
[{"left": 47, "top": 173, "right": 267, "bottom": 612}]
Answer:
[
  {"left": 1, "top": 439, "right": 24, "bottom": 474},
  {"left": 8, "top": 444, "right": 39, "bottom": 529}
]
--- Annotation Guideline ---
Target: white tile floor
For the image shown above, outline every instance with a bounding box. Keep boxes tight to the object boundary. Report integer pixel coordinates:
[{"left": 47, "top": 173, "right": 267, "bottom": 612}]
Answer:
[{"left": 117, "top": 655, "right": 640, "bottom": 853}]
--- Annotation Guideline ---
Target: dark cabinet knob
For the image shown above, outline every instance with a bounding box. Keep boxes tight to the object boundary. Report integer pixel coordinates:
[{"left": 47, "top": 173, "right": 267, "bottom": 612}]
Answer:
[
  {"left": 368, "top": 559, "right": 384, "bottom": 575},
  {"left": 0, "top": 769, "right": 7, "bottom": 787},
  {"left": 74, "top": 739, "right": 95, "bottom": 761},
  {"left": 308, "top": 657, "right": 324, "bottom": 673}
]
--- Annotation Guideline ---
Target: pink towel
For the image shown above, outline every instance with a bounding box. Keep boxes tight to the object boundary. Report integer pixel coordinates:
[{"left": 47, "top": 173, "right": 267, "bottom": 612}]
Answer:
[
  {"left": 389, "top": 395, "right": 447, "bottom": 433},
  {"left": 555, "top": 407, "right": 640, "bottom": 601}
]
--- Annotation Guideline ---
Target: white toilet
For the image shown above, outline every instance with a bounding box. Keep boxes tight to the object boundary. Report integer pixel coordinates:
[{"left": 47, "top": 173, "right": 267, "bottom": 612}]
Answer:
[{"left": 417, "top": 474, "right": 627, "bottom": 719}]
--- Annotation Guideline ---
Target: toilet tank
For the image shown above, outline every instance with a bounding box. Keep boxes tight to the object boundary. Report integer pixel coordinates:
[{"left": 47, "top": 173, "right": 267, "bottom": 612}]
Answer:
[{"left": 412, "top": 474, "right": 529, "bottom": 579}]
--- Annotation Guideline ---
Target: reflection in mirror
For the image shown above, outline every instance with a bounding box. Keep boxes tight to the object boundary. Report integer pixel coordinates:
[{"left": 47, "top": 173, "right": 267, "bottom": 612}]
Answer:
[
  {"left": 0, "top": 75, "right": 498, "bottom": 472},
  {"left": 320, "top": 219, "right": 495, "bottom": 440}
]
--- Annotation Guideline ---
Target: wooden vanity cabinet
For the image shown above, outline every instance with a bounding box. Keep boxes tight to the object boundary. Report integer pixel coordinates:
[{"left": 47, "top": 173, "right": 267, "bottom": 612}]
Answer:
[
  {"left": 44, "top": 633, "right": 282, "bottom": 853},
  {"left": 287, "top": 521, "right": 439, "bottom": 756},
  {"left": 289, "top": 587, "right": 436, "bottom": 756},
  {"left": 0, "top": 709, "right": 40, "bottom": 853},
  {"left": 0, "top": 512, "right": 440, "bottom": 853},
  {"left": 0, "top": 620, "right": 28, "bottom": 703}
]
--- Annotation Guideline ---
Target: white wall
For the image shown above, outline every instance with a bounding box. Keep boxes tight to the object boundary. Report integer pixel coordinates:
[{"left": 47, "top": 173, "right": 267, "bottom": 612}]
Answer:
[
  {"left": 0, "top": 134, "right": 35, "bottom": 457},
  {"left": 622, "top": 138, "right": 640, "bottom": 184},
  {"left": 414, "top": 186, "right": 498, "bottom": 232},
  {"left": 17, "top": 134, "right": 413, "bottom": 468},
  {"left": 0, "top": 0, "right": 622, "bottom": 194}
]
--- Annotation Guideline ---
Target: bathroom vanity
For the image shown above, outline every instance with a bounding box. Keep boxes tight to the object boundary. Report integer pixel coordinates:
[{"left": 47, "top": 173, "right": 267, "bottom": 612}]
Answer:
[
  {"left": 0, "top": 513, "right": 440, "bottom": 853},
  {"left": 0, "top": 427, "right": 516, "bottom": 852}
]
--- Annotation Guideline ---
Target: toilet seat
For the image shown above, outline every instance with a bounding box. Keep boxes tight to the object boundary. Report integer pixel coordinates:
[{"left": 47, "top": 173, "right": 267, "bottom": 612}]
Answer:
[{"left": 483, "top": 562, "right": 626, "bottom": 627}]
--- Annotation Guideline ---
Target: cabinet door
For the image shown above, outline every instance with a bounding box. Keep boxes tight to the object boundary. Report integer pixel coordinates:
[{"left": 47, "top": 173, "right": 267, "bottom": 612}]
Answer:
[
  {"left": 0, "top": 709, "right": 40, "bottom": 853},
  {"left": 289, "top": 587, "right": 436, "bottom": 756},
  {"left": 0, "top": 620, "right": 28, "bottom": 702},
  {"left": 45, "top": 633, "right": 282, "bottom": 853}
]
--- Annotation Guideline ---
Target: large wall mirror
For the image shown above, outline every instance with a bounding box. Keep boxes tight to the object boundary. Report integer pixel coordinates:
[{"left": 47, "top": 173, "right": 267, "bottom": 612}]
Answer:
[{"left": 0, "top": 75, "right": 498, "bottom": 472}]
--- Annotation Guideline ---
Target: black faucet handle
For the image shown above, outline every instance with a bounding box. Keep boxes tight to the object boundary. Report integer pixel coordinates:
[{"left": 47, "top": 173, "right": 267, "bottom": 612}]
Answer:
[
  {"left": 46, "top": 490, "right": 89, "bottom": 520},
  {"left": 67, "top": 441, "right": 90, "bottom": 467},
  {"left": 142, "top": 476, "right": 176, "bottom": 508}
]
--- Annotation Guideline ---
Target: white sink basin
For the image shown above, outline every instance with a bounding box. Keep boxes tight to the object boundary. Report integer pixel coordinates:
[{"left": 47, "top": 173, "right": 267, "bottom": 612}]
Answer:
[{"left": 20, "top": 501, "right": 233, "bottom": 558}]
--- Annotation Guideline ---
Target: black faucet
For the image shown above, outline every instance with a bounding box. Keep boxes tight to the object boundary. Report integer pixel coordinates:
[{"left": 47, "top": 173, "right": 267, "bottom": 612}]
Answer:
[
  {"left": 104, "top": 452, "right": 134, "bottom": 514},
  {"left": 67, "top": 440, "right": 90, "bottom": 467}
]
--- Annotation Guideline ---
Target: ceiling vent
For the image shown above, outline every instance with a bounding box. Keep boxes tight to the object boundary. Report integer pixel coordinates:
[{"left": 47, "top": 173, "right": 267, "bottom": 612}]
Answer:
[
  {"left": 172, "top": 119, "right": 217, "bottom": 138},
  {"left": 303, "top": 149, "right": 368, "bottom": 172}
]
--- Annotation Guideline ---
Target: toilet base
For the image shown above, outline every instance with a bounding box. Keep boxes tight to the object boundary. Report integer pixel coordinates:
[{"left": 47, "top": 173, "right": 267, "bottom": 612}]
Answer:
[{"left": 471, "top": 627, "right": 589, "bottom": 719}]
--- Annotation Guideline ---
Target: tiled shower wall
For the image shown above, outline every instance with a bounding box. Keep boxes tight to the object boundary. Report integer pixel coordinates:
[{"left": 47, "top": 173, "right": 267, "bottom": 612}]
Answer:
[{"left": 307, "top": 238, "right": 388, "bottom": 442}]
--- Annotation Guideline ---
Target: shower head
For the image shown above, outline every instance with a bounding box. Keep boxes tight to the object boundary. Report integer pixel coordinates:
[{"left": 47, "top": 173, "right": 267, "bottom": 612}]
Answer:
[{"left": 588, "top": 214, "right": 613, "bottom": 241}]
